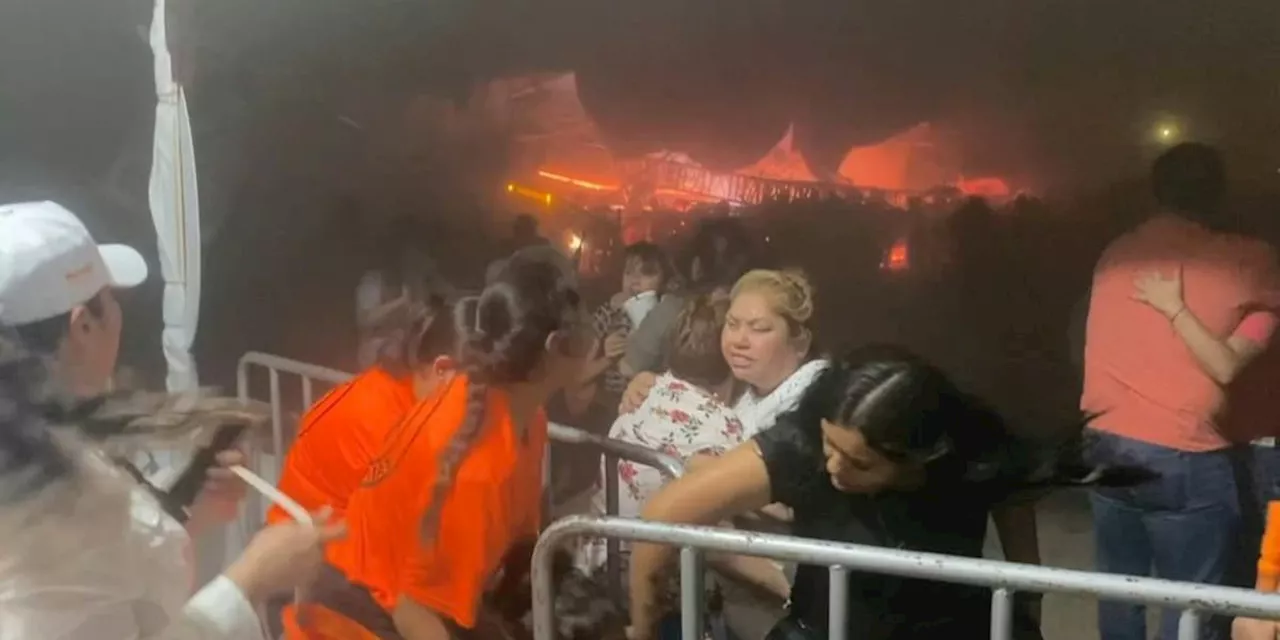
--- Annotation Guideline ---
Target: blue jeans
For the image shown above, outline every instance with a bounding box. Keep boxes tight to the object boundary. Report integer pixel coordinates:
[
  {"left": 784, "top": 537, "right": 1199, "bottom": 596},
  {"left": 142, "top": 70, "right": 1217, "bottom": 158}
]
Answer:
[
  {"left": 1088, "top": 431, "right": 1243, "bottom": 640},
  {"left": 1251, "top": 445, "right": 1280, "bottom": 505}
]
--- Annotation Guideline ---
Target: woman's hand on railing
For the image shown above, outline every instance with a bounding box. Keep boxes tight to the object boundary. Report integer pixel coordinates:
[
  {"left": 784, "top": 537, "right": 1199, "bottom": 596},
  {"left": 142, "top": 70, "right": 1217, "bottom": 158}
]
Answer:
[
  {"left": 736, "top": 503, "right": 794, "bottom": 527},
  {"left": 619, "top": 372, "right": 658, "bottom": 414},
  {"left": 1233, "top": 617, "right": 1280, "bottom": 640}
]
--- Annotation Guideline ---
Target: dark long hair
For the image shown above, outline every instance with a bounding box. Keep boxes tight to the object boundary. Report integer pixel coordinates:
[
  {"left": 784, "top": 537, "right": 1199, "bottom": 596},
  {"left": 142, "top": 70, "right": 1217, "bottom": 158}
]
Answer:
[
  {"left": 419, "top": 251, "right": 582, "bottom": 536},
  {"left": 782, "top": 345, "right": 1155, "bottom": 496},
  {"left": 0, "top": 328, "right": 76, "bottom": 505},
  {"left": 375, "top": 293, "right": 458, "bottom": 377},
  {"left": 0, "top": 329, "right": 269, "bottom": 568}
]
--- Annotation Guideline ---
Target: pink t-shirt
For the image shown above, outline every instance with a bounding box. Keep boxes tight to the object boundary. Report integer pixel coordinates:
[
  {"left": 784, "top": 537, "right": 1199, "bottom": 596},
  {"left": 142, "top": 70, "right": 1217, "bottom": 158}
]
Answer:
[{"left": 1082, "top": 214, "right": 1280, "bottom": 451}]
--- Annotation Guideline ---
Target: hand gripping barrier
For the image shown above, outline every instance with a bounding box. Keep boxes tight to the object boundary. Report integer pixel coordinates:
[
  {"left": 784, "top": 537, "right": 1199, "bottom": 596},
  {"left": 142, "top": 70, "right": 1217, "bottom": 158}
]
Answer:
[
  {"left": 230, "top": 351, "right": 684, "bottom": 604},
  {"left": 532, "top": 516, "right": 1280, "bottom": 640}
]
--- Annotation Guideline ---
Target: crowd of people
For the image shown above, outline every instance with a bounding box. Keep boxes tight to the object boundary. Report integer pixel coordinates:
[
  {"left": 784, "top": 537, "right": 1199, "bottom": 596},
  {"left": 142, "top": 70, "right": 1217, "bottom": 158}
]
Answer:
[{"left": 1, "top": 141, "right": 1280, "bottom": 640}]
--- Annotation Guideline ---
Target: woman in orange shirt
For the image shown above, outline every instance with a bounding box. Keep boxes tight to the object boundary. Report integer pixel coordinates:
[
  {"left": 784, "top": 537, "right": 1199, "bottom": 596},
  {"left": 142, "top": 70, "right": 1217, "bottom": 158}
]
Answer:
[
  {"left": 288, "top": 251, "right": 590, "bottom": 639},
  {"left": 268, "top": 295, "right": 459, "bottom": 525}
]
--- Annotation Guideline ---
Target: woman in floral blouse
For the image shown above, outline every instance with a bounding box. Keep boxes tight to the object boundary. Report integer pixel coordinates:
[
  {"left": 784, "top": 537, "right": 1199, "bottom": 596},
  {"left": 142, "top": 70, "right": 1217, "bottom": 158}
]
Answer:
[{"left": 574, "top": 292, "right": 745, "bottom": 573}]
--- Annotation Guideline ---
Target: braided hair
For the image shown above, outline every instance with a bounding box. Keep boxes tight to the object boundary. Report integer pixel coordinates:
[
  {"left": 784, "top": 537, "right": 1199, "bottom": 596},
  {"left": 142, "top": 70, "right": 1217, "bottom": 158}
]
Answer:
[
  {"left": 419, "top": 252, "right": 582, "bottom": 537},
  {"left": 374, "top": 293, "right": 458, "bottom": 377}
]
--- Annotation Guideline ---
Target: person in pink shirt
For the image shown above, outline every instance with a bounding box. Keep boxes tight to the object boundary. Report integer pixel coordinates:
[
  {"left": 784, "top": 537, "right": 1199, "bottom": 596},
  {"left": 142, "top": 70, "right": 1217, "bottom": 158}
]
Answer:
[{"left": 1082, "top": 143, "right": 1280, "bottom": 640}]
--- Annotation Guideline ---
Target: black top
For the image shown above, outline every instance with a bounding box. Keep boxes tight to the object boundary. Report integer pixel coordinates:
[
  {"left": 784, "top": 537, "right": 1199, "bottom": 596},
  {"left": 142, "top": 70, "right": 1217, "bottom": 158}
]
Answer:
[{"left": 755, "top": 423, "right": 1033, "bottom": 640}]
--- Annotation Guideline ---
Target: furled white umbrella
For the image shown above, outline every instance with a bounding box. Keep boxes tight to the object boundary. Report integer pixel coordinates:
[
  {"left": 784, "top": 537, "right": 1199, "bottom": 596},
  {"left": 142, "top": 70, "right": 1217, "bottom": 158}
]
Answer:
[{"left": 144, "top": 0, "right": 201, "bottom": 486}]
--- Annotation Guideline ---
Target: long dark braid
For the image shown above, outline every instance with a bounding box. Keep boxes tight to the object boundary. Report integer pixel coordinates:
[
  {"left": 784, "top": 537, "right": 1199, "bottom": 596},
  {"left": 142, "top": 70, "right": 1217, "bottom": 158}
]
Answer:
[
  {"left": 419, "top": 297, "right": 493, "bottom": 538},
  {"left": 419, "top": 253, "right": 580, "bottom": 538}
]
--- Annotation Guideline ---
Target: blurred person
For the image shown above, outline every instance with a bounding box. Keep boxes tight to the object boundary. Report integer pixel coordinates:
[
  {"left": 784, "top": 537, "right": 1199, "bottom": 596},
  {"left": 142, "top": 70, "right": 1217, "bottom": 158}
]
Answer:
[
  {"left": 558, "top": 242, "right": 672, "bottom": 504},
  {"left": 624, "top": 271, "right": 1041, "bottom": 634},
  {"left": 573, "top": 292, "right": 788, "bottom": 640},
  {"left": 622, "top": 218, "right": 755, "bottom": 376},
  {"left": 506, "top": 213, "right": 550, "bottom": 255},
  {"left": 620, "top": 268, "right": 827, "bottom": 638},
  {"left": 628, "top": 345, "right": 1157, "bottom": 640},
  {"left": 1232, "top": 501, "right": 1280, "bottom": 639},
  {"left": 719, "top": 269, "right": 825, "bottom": 433},
  {"left": 0, "top": 201, "right": 342, "bottom": 639},
  {"left": 1082, "top": 143, "right": 1280, "bottom": 640},
  {"left": 284, "top": 251, "right": 592, "bottom": 639},
  {"left": 357, "top": 215, "right": 449, "bottom": 369},
  {"left": 567, "top": 242, "right": 673, "bottom": 423},
  {"left": 622, "top": 269, "right": 825, "bottom": 438},
  {"left": 573, "top": 293, "right": 748, "bottom": 571},
  {"left": 268, "top": 295, "right": 459, "bottom": 525}
]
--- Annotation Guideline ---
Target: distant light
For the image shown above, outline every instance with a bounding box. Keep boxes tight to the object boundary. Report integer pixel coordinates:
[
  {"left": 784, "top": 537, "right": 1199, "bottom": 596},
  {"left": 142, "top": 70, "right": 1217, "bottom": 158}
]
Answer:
[
  {"left": 506, "top": 184, "right": 515, "bottom": 192},
  {"left": 537, "top": 170, "right": 618, "bottom": 191},
  {"left": 882, "top": 238, "right": 910, "bottom": 272},
  {"left": 1152, "top": 118, "right": 1182, "bottom": 145},
  {"left": 568, "top": 234, "right": 583, "bottom": 251},
  {"left": 544, "top": 193, "right": 553, "bottom": 205}
]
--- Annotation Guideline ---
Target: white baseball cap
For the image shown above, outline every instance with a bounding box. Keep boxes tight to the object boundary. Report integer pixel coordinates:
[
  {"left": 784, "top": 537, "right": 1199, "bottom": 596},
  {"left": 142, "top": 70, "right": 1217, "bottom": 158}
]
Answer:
[{"left": 0, "top": 201, "right": 148, "bottom": 325}]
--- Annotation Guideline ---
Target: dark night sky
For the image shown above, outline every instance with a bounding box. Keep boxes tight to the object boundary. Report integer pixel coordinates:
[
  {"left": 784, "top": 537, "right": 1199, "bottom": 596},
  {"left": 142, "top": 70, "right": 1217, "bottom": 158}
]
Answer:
[{"left": 3, "top": 0, "right": 1279, "bottom": 190}]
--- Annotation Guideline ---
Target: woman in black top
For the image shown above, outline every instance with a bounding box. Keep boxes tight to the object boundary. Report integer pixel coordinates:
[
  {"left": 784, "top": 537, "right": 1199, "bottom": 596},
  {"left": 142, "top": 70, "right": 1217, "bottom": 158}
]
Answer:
[{"left": 628, "top": 345, "right": 1153, "bottom": 640}]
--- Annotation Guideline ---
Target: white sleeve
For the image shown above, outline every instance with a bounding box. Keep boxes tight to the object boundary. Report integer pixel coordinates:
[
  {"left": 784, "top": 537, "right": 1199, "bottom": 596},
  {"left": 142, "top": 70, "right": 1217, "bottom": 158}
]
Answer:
[
  {"left": 0, "top": 576, "right": 264, "bottom": 640},
  {"left": 172, "top": 576, "right": 266, "bottom": 640}
]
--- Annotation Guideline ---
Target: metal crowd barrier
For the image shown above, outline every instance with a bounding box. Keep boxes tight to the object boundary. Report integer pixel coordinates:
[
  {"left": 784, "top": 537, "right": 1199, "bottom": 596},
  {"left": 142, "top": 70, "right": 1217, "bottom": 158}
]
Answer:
[
  {"left": 532, "top": 516, "right": 1280, "bottom": 640},
  {"left": 229, "top": 351, "right": 684, "bottom": 600},
  {"left": 547, "top": 421, "right": 683, "bottom": 602}
]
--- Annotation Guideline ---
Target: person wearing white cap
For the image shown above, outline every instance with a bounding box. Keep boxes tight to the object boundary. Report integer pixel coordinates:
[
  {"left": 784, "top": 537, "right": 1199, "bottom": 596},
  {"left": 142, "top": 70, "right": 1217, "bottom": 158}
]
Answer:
[{"left": 0, "top": 201, "right": 343, "bottom": 639}]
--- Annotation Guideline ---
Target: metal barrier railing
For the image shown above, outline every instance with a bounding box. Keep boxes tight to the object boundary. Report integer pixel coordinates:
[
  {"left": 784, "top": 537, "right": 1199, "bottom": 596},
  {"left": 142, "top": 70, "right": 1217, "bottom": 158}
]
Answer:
[
  {"left": 231, "top": 351, "right": 684, "bottom": 601},
  {"left": 547, "top": 422, "right": 683, "bottom": 603},
  {"left": 532, "top": 516, "right": 1280, "bottom": 640}
]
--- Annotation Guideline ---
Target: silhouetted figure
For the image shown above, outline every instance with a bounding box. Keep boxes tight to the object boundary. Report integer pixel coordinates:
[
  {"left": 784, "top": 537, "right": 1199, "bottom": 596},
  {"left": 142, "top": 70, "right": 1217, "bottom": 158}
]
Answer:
[
  {"left": 1082, "top": 143, "right": 1280, "bottom": 640},
  {"left": 508, "top": 214, "right": 550, "bottom": 255}
]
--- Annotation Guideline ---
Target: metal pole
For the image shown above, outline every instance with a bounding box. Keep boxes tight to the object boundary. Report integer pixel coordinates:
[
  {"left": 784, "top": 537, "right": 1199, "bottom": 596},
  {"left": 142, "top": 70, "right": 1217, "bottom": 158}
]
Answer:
[
  {"left": 542, "top": 441, "right": 552, "bottom": 533},
  {"left": 236, "top": 359, "right": 250, "bottom": 404},
  {"left": 268, "top": 369, "right": 283, "bottom": 468},
  {"left": 605, "top": 452, "right": 622, "bottom": 604},
  {"left": 531, "top": 517, "right": 1280, "bottom": 623},
  {"left": 681, "top": 547, "right": 705, "bottom": 640},
  {"left": 829, "top": 566, "right": 849, "bottom": 640},
  {"left": 547, "top": 422, "right": 685, "bottom": 480},
  {"left": 532, "top": 533, "right": 557, "bottom": 640},
  {"left": 301, "top": 375, "right": 314, "bottom": 409},
  {"left": 990, "top": 588, "right": 1014, "bottom": 640},
  {"left": 1177, "top": 609, "right": 1201, "bottom": 640}
]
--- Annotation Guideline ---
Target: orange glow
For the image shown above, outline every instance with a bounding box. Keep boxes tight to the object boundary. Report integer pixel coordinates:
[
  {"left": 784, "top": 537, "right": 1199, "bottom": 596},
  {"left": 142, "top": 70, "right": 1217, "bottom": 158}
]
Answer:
[
  {"left": 537, "top": 170, "right": 619, "bottom": 191},
  {"left": 956, "top": 177, "right": 1011, "bottom": 199},
  {"left": 505, "top": 183, "right": 554, "bottom": 206},
  {"left": 884, "top": 238, "right": 910, "bottom": 272}
]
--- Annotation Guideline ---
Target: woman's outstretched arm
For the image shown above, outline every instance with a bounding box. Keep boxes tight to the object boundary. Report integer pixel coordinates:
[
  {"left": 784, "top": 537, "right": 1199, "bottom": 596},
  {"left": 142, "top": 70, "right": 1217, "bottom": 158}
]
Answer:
[{"left": 629, "top": 442, "right": 775, "bottom": 638}]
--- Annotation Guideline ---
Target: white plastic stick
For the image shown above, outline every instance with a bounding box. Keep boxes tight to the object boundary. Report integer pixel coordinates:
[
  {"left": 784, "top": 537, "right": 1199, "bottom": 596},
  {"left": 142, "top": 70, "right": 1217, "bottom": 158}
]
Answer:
[
  {"left": 227, "top": 464, "right": 313, "bottom": 527},
  {"left": 227, "top": 463, "right": 314, "bottom": 629}
]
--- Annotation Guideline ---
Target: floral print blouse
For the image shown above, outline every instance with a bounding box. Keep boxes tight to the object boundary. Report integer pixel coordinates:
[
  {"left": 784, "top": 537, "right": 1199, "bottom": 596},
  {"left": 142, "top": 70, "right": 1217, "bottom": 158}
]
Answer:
[{"left": 574, "top": 373, "right": 745, "bottom": 574}]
